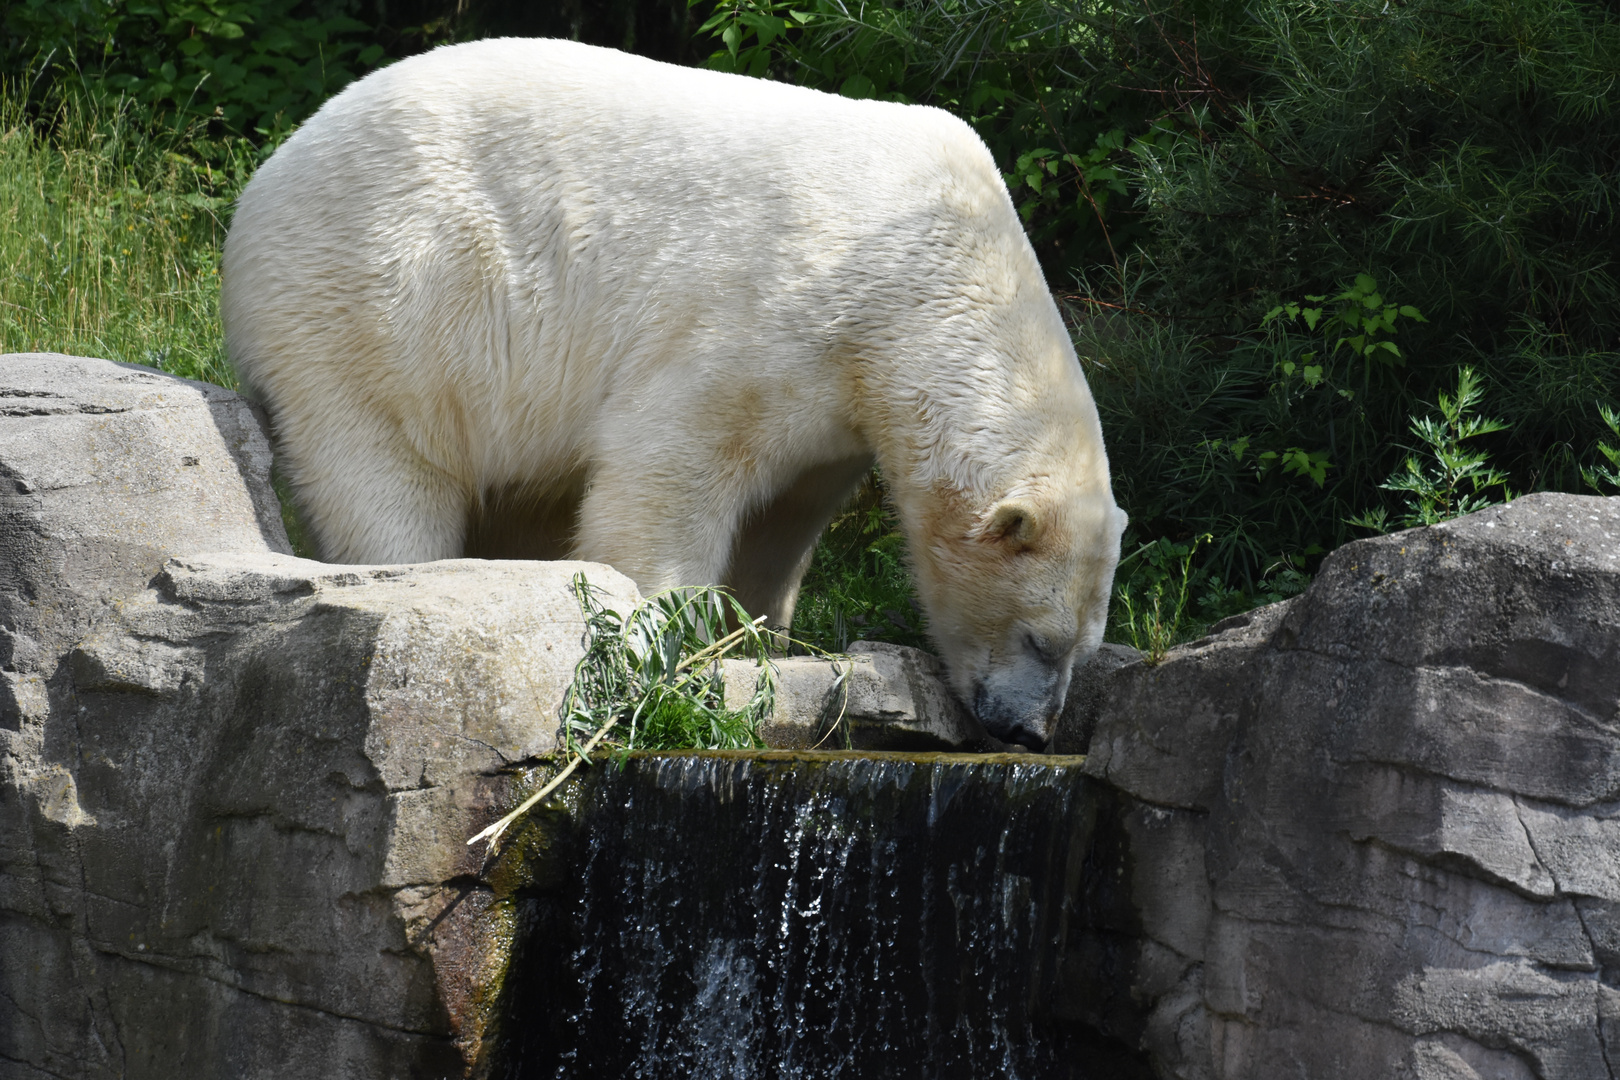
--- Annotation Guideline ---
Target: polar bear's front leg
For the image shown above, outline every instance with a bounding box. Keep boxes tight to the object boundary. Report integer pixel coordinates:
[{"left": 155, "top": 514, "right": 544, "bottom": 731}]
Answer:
[
  {"left": 278, "top": 416, "right": 469, "bottom": 565},
  {"left": 571, "top": 462, "right": 745, "bottom": 603}
]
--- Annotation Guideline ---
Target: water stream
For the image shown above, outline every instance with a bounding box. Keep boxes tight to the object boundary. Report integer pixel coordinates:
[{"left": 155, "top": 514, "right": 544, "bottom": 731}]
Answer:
[{"left": 497, "top": 750, "right": 1150, "bottom": 1079}]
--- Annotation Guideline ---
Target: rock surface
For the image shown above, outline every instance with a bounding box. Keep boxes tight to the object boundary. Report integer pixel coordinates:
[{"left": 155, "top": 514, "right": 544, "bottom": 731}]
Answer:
[
  {"left": 7, "top": 543, "right": 642, "bottom": 1076},
  {"left": 1, "top": 353, "right": 289, "bottom": 731},
  {"left": 724, "top": 640, "right": 1011, "bottom": 752},
  {"left": 1082, "top": 493, "right": 1620, "bottom": 1079}
]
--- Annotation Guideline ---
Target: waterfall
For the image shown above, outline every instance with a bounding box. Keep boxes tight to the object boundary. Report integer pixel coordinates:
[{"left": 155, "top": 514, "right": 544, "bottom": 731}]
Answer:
[{"left": 497, "top": 751, "right": 1152, "bottom": 1079}]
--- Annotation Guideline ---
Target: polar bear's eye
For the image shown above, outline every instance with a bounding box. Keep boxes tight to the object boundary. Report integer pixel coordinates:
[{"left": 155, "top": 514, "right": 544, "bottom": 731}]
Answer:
[{"left": 1023, "top": 633, "right": 1063, "bottom": 664}]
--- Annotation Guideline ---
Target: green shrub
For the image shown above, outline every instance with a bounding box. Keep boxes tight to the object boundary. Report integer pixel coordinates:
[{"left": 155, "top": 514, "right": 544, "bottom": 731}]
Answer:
[
  {"left": 468, "top": 573, "right": 778, "bottom": 850},
  {"left": 1350, "top": 368, "right": 1513, "bottom": 533},
  {"left": 1586, "top": 406, "right": 1620, "bottom": 493},
  {"left": 4, "top": 0, "right": 383, "bottom": 135}
]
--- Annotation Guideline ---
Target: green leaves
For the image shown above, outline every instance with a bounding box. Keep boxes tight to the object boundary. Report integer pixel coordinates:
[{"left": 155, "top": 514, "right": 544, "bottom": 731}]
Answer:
[
  {"left": 1113, "top": 534, "right": 1209, "bottom": 664},
  {"left": 793, "top": 470, "right": 928, "bottom": 654},
  {"left": 1582, "top": 404, "right": 1620, "bottom": 493},
  {"left": 1268, "top": 274, "right": 1426, "bottom": 372},
  {"left": 561, "top": 575, "right": 776, "bottom": 756},
  {"left": 5, "top": 0, "right": 382, "bottom": 135},
  {"left": 1279, "top": 447, "right": 1332, "bottom": 486},
  {"left": 1351, "top": 367, "right": 1513, "bottom": 531}
]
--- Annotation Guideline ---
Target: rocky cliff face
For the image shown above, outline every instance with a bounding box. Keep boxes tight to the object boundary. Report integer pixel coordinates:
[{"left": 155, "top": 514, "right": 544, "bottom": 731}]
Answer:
[
  {"left": 2, "top": 354, "right": 649, "bottom": 1076},
  {"left": 3, "top": 353, "right": 1618, "bottom": 1080},
  {"left": 1086, "top": 493, "right": 1620, "bottom": 1079}
]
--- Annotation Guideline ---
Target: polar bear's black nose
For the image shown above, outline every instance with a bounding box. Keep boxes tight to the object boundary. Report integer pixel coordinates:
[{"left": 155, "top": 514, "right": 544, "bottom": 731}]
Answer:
[
  {"left": 972, "top": 683, "right": 1051, "bottom": 752},
  {"left": 1000, "top": 726, "right": 1049, "bottom": 753}
]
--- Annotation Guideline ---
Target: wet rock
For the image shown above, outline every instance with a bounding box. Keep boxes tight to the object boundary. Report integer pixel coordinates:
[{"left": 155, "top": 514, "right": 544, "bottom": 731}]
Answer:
[{"left": 1051, "top": 642, "right": 1141, "bottom": 755}]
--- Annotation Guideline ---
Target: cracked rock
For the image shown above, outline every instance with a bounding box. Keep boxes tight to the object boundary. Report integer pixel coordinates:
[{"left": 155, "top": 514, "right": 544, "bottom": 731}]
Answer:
[{"left": 1088, "top": 493, "right": 1620, "bottom": 1079}]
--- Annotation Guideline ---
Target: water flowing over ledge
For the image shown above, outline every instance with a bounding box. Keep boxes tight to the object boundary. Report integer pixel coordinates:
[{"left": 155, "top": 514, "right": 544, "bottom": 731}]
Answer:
[{"left": 497, "top": 751, "right": 1153, "bottom": 1080}]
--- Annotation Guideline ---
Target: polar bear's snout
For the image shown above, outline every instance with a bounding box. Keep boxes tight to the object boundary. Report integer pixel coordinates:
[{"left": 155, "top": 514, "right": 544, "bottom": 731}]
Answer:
[
  {"left": 921, "top": 494, "right": 1124, "bottom": 752},
  {"left": 971, "top": 643, "right": 1075, "bottom": 751}
]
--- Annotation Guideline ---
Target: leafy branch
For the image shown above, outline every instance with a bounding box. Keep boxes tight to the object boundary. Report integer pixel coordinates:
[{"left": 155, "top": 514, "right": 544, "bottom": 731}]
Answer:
[
  {"left": 1582, "top": 404, "right": 1620, "bottom": 493},
  {"left": 468, "top": 575, "right": 777, "bottom": 851},
  {"left": 1350, "top": 367, "right": 1511, "bottom": 532}
]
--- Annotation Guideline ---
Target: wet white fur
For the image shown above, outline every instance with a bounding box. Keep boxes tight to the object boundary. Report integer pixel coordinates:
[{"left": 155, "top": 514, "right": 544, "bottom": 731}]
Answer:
[{"left": 223, "top": 38, "right": 1124, "bottom": 745}]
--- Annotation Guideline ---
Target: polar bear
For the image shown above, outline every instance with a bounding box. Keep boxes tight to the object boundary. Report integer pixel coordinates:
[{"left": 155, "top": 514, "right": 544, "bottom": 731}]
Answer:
[{"left": 222, "top": 38, "right": 1125, "bottom": 749}]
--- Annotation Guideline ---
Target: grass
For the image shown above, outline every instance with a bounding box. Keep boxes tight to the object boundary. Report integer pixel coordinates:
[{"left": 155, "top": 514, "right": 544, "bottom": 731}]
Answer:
[{"left": 0, "top": 84, "right": 255, "bottom": 386}]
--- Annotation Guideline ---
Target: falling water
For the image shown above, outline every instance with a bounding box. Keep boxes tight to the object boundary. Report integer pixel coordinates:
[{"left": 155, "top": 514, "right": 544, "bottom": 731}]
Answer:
[{"left": 497, "top": 750, "right": 1150, "bottom": 1079}]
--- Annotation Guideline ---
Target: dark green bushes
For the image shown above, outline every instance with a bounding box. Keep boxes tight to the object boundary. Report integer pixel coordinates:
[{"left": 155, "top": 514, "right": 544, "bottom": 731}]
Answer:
[
  {"left": 3, "top": 0, "right": 386, "bottom": 135},
  {"left": 3, "top": 1, "right": 707, "bottom": 137}
]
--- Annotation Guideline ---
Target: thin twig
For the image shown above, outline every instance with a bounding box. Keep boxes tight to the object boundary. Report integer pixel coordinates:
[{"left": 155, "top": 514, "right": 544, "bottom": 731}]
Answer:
[{"left": 466, "top": 715, "right": 619, "bottom": 850}]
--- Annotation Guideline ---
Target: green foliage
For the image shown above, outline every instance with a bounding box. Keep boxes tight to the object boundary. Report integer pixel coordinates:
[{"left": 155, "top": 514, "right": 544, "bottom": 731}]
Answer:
[
  {"left": 791, "top": 472, "right": 929, "bottom": 654},
  {"left": 0, "top": 82, "right": 258, "bottom": 384},
  {"left": 1108, "top": 534, "right": 1308, "bottom": 657},
  {"left": 1350, "top": 368, "right": 1513, "bottom": 532},
  {"left": 1111, "top": 534, "right": 1205, "bottom": 663},
  {"left": 4, "top": 0, "right": 383, "bottom": 134},
  {"left": 468, "top": 573, "right": 778, "bottom": 850},
  {"left": 1264, "top": 274, "right": 1428, "bottom": 376},
  {"left": 560, "top": 575, "right": 775, "bottom": 755},
  {"left": 1581, "top": 405, "right": 1620, "bottom": 494}
]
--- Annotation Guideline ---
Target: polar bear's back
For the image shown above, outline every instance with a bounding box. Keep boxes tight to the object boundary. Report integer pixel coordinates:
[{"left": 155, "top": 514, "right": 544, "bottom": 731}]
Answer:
[{"left": 223, "top": 38, "right": 1031, "bottom": 489}]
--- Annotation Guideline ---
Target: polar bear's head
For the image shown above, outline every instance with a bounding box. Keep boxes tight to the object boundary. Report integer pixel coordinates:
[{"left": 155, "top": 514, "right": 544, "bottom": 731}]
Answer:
[{"left": 911, "top": 483, "right": 1126, "bottom": 751}]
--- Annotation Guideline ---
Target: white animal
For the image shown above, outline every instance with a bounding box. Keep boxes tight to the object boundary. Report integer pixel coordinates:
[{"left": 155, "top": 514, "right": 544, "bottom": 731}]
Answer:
[{"left": 222, "top": 37, "right": 1125, "bottom": 749}]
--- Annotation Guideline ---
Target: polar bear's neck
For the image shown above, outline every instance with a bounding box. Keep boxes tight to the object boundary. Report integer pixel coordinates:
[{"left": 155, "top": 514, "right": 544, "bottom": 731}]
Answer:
[{"left": 846, "top": 282, "right": 1111, "bottom": 515}]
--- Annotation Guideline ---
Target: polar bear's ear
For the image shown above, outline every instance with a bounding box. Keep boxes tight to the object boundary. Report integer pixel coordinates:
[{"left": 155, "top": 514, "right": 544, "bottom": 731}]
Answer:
[{"left": 986, "top": 499, "right": 1043, "bottom": 550}]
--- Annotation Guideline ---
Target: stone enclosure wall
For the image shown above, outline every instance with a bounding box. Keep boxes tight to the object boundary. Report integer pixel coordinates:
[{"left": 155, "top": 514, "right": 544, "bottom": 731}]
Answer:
[{"left": 2, "top": 353, "right": 1618, "bottom": 1079}]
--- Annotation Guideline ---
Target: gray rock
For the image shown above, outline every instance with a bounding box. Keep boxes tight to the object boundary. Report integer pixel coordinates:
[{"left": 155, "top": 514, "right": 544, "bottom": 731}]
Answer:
[
  {"left": 725, "top": 640, "right": 1006, "bottom": 752},
  {"left": 1086, "top": 494, "right": 1620, "bottom": 1079},
  {"left": 3, "top": 547, "right": 640, "bottom": 1079},
  {"left": 10, "top": 350, "right": 1620, "bottom": 1080},
  {"left": 0, "top": 353, "right": 289, "bottom": 681},
  {"left": 1051, "top": 641, "right": 1141, "bottom": 754}
]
